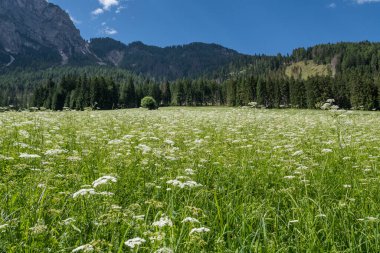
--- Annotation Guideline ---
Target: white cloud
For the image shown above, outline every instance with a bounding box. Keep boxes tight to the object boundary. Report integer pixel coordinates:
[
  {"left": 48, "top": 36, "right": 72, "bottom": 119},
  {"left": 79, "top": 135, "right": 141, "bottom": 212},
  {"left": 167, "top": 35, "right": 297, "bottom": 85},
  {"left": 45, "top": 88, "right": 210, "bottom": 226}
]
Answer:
[
  {"left": 115, "top": 6, "right": 126, "bottom": 13},
  {"left": 92, "top": 0, "right": 121, "bottom": 16},
  {"left": 354, "top": 0, "right": 380, "bottom": 4},
  {"left": 328, "top": 3, "right": 337, "bottom": 8},
  {"left": 99, "top": 0, "right": 119, "bottom": 10},
  {"left": 101, "top": 26, "right": 118, "bottom": 35},
  {"left": 65, "top": 10, "right": 82, "bottom": 24},
  {"left": 92, "top": 8, "right": 104, "bottom": 16},
  {"left": 69, "top": 15, "right": 82, "bottom": 24}
]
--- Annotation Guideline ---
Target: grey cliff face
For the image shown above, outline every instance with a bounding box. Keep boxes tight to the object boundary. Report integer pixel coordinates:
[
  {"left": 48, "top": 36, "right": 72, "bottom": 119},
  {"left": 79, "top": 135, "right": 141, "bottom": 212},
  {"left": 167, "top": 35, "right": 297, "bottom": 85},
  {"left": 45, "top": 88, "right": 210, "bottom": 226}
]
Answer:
[{"left": 0, "top": 0, "right": 88, "bottom": 57}]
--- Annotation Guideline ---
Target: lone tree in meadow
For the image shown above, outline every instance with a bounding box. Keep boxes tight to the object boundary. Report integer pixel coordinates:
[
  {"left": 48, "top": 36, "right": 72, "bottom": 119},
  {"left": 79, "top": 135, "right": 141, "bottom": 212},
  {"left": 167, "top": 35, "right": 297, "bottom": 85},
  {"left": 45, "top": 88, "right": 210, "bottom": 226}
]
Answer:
[{"left": 141, "top": 96, "right": 158, "bottom": 110}]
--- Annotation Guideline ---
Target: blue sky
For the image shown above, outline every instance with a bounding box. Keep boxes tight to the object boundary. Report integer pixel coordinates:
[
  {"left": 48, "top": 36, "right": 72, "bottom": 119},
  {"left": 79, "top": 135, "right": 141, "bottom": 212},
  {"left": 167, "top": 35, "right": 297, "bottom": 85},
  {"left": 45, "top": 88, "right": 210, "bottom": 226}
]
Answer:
[{"left": 49, "top": 0, "right": 380, "bottom": 55}]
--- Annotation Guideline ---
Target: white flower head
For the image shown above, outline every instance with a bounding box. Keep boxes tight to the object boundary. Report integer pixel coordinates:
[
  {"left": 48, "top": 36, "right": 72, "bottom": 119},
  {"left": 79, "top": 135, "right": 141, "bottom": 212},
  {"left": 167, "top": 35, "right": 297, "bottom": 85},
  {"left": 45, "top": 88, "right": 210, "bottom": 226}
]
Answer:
[
  {"left": 72, "top": 244, "right": 94, "bottom": 252},
  {"left": 125, "top": 237, "right": 146, "bottom": 248},
  {"left": 72, "top": 188, "right": 96, "bottom": 198},
  {"left": 108, "top": 139, "right": 123, "bottom": 145},
  {"left": 155, "top": 247, "right": 173, "bottom": 253},
  {"left": 164, "top": 139, "right": 175, "bottom": 145},
  {"left": 184, "top": 168, "right": 196, "bottom": 175},
  {"left": 133, "top": 215, "right": 145, "bottom": 221},
  {"left": 152, "top": 216, "right": 173, "bottom": 228},
  {"left": 18, "top": 130, "right": 30, "bottom": 138},
  {"left": 44, "top": 149, "right": 67, "bottom": 156},
  {"left": 61, "top": 218, "right": 76, "bottom": 225},
  {"left": 322, "top": 148, "right": 333, "bottom": 153},
  {"left": 292, "top": 150, "right": 304, "bottom": 156},
  {"left": 189, "top": 227, "right": 210, "bottom": 235},
  {"left": 19, "top": 153, "right": 41, "bottom": 159},
  {"left": 137, "top": 144, "right": 152, "bottom": 154},
  {"left": 0, "top": 224, "right": 9, "bottom": 230},
  {"left": 92, "top": 175, "right": 117, "bottom": 188},
  {"left": 166, "top": 178, "right": 202, "bottom": 189},
  {"left": 97, "top": 191, "right": 114, "bottom": 196},
  {"left": 181, "top": 217, "right": 200, "bottom": 223}
]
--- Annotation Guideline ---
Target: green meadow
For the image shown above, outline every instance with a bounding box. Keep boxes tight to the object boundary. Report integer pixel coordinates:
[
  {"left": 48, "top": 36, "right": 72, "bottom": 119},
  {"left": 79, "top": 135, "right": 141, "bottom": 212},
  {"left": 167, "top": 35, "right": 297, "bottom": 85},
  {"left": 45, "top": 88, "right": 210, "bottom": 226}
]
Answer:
[{"left": 0, "top": 108, "right": 379, "bottom": 252}]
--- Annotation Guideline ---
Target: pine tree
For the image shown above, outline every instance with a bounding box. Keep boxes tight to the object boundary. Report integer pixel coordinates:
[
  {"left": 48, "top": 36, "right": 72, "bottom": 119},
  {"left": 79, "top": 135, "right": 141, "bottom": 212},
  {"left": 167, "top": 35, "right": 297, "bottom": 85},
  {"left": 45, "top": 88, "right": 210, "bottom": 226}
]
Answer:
[{"left": 161, "top": 81, "right": 172, "bottom": 106}]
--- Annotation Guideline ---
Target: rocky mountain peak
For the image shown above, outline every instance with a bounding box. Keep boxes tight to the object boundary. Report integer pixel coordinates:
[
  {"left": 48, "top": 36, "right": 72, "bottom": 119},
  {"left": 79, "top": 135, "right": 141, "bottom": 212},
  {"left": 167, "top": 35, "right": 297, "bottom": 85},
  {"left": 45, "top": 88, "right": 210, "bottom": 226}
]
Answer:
[{"left": 0, "top": 0, "right": 89, "bottom": 62}]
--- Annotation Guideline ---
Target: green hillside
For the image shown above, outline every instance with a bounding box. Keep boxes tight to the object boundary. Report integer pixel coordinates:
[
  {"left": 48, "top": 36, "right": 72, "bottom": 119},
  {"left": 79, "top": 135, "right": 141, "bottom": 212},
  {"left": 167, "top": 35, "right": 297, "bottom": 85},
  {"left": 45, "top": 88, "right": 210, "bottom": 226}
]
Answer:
[{"left": 285, "top": 60, "right": 333, "bottom": 80}]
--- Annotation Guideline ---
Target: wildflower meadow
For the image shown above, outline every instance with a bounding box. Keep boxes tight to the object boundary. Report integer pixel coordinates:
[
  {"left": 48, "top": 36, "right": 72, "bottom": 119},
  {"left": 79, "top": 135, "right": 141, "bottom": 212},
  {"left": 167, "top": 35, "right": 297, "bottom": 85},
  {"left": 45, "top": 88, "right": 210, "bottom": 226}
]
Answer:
[{"left": 0, "top": 107, "right": 379, "bottom": 252}]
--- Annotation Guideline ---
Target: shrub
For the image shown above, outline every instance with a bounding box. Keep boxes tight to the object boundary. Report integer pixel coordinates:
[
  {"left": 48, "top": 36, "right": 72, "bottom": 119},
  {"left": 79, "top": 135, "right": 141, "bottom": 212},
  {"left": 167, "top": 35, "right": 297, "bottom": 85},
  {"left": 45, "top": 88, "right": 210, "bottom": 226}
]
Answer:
[{"left": 141, "top": 96, "right": 158, "bottom": 110}]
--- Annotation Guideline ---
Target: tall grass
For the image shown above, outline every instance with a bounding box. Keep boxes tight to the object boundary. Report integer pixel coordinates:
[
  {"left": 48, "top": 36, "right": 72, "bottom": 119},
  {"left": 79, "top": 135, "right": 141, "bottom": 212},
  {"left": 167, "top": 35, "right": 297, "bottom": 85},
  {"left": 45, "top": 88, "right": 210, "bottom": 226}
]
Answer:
[{"left": 0, "top": 108, "right": 379, "bottom": 252}]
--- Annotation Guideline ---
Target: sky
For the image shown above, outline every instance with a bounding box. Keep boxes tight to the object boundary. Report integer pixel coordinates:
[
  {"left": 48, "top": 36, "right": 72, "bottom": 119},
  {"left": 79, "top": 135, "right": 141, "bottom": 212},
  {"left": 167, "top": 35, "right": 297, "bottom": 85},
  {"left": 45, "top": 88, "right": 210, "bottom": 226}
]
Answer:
[{"left": 49, "top": 0, "right": 380, "bottom": 55}]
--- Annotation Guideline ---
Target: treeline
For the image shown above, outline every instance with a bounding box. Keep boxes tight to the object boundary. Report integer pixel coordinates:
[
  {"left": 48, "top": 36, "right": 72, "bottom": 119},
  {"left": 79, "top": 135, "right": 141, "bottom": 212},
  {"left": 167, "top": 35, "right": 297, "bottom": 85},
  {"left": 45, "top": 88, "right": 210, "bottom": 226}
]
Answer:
[
  {"left": 32, "top": 75, "right": 169, "bottom": 110},
  {"left": 1, "top": 41, "right": 380, "bottom": 110},
  {"left": 28, "top": 70, "right": 379, "bottom": 110},
  {"left": 31, "top": 75, "right": 223, "bottom": 110},
  {"left": 226, "top": 70, "right": 379, "bottom": 110},
  {"left": 291, "top": 41, "right": 380, "bottom": 73}
]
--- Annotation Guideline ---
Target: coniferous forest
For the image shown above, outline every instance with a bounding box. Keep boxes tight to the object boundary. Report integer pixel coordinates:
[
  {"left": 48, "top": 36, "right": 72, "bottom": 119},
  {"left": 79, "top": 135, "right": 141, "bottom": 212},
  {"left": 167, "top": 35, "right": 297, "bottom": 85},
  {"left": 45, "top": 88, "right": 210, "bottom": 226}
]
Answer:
[{"left": 0, "top": 41, "right": 379, "bottom": 110}]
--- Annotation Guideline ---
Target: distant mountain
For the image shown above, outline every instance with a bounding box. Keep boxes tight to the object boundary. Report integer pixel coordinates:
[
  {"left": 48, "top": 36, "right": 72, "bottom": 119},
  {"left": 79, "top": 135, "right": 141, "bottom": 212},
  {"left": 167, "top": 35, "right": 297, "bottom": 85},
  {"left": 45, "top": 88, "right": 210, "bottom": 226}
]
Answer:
[
  {"left": 89, "top": 38, "right": 251, "bottom": 79},
  {"left": 1, "top": 0, "right": 379, "bottom": 84},
  {"left": 0, "top": 0, "right": 95, "bottom": 68},
  {"left": 0, "top": 0, "right": 250, "bottom": 79},
  {"left": 0, "top": 0, "right": 288, "bottom": 82}
]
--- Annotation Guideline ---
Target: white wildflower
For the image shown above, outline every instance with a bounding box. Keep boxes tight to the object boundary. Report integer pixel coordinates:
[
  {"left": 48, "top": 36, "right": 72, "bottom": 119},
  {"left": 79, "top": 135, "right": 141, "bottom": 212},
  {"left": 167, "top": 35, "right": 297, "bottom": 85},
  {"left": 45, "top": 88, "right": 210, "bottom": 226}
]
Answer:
[
  {"left": 97, "top": 191, "right": 114, "bottom": 196},
  {"left": 343, "top": 184, "right": 352, "bottom": 188},
  {"left": 111, "top": 205, "right": 122, "bottom": 210},
  {"left": 18, "top": 130, "right": 30, "bottom": 138},
  {"left": 155, "top": 247, "right": 173, "bottom": 253},
  {"left": 133, "top": 215, "right": 145, "bottom": 221},
  {"left": 183, "top": 181, "right": 202, "bottom": 188},
  {"left": 73, "top": 188, "right": 96, "bottom": 198},
  {"left": 366, "top": 217, "right": 378, "bottom": 222},
  {"left": 14, "top": 142, "right": 30, "bottom": 148},
  {"left": 19, "top": 153, "right": 40, "bottom": 159},
  {"left": 137, "top": 144, "right": 152, "bottom": 154},
  {"left": 72, "top": 244, "right": 94, "bottom": 252},
  {"left": 67, "top": 156, "right": 82, "bottom": 162},
  {"left": 184, "top": 168, "right": 196, "bottom": 175},
  {"left": 321, "top": 149, "right": 333, "bottom": 153},
  {"left": 125, "top": 237, "right": 146, "bottom": 249},
  {"left": 61, "top": 218, "right": 76, "bottom": 225},
  {"left": 194, "top": 139, "right": 203, "bottom": 144},
  {"left": 148, "top": 232, "right": 165, "bottom": 242},
  {"left": 29, "top": 224, "right": 47, "bottom": 234},
  {"left": 152, "top": 216, "right": 173, "bottom": 228},
  {"left": 92, "top": 175, "right": 117, "bottom": 188},
  {"left": 181, "top": 217, "right": 200, "bottom": 223},
  {"left": 288, "top": 220, "right": 299, "bottom": 224},
  {"left": 166, "top": 178, "right": 202, "bottom": 189},
  {"left": 108, "top": 139, "right": 123, "bottom": 145},
  {"left": 292, "top": 150, "right": 304, "bottom": 156},
  {"left": 189, "top": 227, "right": 210, "bottom": 235},
  {"left": 44, "top": 149, "right": 67, "bottom": 156},
  {"left": 0, "top": 224, "right": 9, "bottom": 230},
  {"left": 164, "top": 139, "right": 175, "bottom": 145},
  {"left": 0, "top": 155, "right": 14, "bottom": 161}
]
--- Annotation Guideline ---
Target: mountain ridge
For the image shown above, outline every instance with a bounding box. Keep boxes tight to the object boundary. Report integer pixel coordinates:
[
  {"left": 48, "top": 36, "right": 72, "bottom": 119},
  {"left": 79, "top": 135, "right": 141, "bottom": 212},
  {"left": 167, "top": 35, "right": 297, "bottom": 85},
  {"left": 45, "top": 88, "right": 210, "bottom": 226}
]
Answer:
[
  {"left": 0, "top": 0, "right": 94, "bottom": 67},
  {"left": 0, "top": 0, "right": 252, "bottom": 79},
  {"left": 0, "top": 0, "right": 379, "bottom": 83}
]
